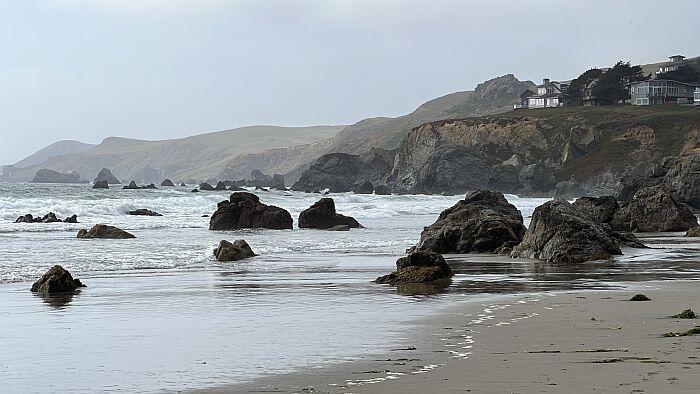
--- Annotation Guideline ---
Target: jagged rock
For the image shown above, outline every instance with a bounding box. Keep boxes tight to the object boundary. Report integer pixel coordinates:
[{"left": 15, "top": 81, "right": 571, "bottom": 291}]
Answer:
[
  {"left": 298, "top": 198, "right": 362, "bottom": 229},
  {"left": 123, "top": 181, "right": 140, "bottom": 189},
  {"left": 64, "top": 214, "right": 78, "bottom": 223},
  {"left": 213, "top": 239, "right": 256, "bottom": 262},
  {"left": 15, "top": 212, "right": 77, "bottom": 223},
  {"left": 375, "top": 251, "right": 454, "bottom": 284},
  {"left": 353, "top": 181, "right": 374, "bottom": 194},
  {"left": 77, "top": 224, "right": 136, "bottom": 239},
  {"left": 145, "top": 183, "right": 157, "bottom": 189},
  {"left": 410, "top": 147, "right": 491, "bottom": 195},
  {"left": 611, "top": 186, "right": 698, "bottom": 232},
  {"left": 214, "top": 181, "right": 227, "bottom": 191},
  {"left": 572, "top": 196, "right": 620, "bottom": 224},
  {"left": 271, "top": 174, "right": 285, "bottom": 190},
  {"left": 209, "top": 192, "right": 293, "bottom": 230},
  {"left": 511, "top": 198, "right": 622, "bottom": 264},
  {"left": 686, "top": 227, "right": 700, "bottom": 237},
  {"left": 199, "top": 182, "right": 215, "bottom": 191},
  {"left": 30, "top": 265, "right": 85, "bottom": 294},
  {"left": 161, "top": 179, "right": 175, "bottom": 187},
  {"left": 32, "top": 169, "right": 83, "bottom": 183},
  {"left": 412, "top": 190, "right": 526, "bottom": 254},
  {"left": 127, "top": 209, "right": 162, "bottom": 216},
  {"left": 94, "top": 168, "right": 120, "bottom": 184},
  {"left": 180, "top": 182, "right": 187, "bottom": 187},
  {"left": 374, "top": 185, "right": 391, "bottom": 195},
  {"left": 92, "top": 180, "right": 109, "bottom": 189}
]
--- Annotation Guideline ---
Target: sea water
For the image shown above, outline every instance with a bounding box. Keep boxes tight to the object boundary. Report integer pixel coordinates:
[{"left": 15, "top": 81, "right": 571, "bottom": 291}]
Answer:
[{"left": 0, "top": 183, "right": 698, "bottom": 393}]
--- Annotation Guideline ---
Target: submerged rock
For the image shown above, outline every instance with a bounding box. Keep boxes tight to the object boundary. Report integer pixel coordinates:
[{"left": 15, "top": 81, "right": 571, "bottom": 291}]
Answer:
[
  {"left": 161, "top": 179, "right": 175, "bottom": 187},
  {"left": 127, "top": 209, "right": 162, "bottom": 216},
  {"left": 413, "top": 190, "right": 526, "bottom": 254},
  {"left": 213, "top": 239, "right": 256, "bottom": 261},
  {"left": 630, "top": 294, "right": 651, "bottom": 301},
  {"left": 611, "top": 186, "right": 698, "bottom": 232},
  {"left": 94, "top": 168, "right": 120, "bottom": 184},
  {"left": 31, "top": 265, "right": 85, "bottom": 294},
  {"left": 209, "top": 192, "right": 293, "bottom": 230},
  {"left": 511, "top": 198, "right": 621, "bottom": 264},
  {"left": 92, "top": 180, "right": 109, "bottom": 189},
  {"left": 298, "top": 198, "right": 362, "bottom": 229},
  {"left": 375, "top": 251, "right": 454, "bottom": 284},
  {"left": 77, "top": 224, "right": 136, "bottom": 239}
]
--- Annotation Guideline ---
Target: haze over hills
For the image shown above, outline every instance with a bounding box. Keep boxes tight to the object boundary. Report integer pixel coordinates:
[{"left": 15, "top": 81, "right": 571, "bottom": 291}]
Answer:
[{"left": 13, "top": 140, "right": 96, "bottom": 168}]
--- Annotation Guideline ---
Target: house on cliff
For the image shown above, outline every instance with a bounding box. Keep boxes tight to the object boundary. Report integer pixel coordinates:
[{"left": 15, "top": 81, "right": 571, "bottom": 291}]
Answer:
[
  {"left": 656, "top": 55, "right": 687, "bottom": 75},
  {"left": 515, "top": 78, "right": 569, "bottom": 109},
  {"left": 629, "top": 79, "right": 699, "bottom": 105},
  {"left": 695, "top": 87, "right": 700, "bottom": 105}
]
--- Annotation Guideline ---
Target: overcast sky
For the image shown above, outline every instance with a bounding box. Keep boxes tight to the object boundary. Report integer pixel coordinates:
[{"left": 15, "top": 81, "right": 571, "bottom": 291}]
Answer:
[{"left": 1, "top": 0, "right": 698, "bottom": 163}]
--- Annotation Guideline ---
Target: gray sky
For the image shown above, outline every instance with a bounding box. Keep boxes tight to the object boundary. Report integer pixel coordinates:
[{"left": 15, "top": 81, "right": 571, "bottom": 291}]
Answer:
[{"left": 1, "top": 0, "right": 698, "bottom": 164}]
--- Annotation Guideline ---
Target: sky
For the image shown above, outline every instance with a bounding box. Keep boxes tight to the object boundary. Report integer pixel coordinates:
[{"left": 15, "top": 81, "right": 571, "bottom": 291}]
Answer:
[{"left": 1, "top": 0, "right": 699, "bottom": 164}]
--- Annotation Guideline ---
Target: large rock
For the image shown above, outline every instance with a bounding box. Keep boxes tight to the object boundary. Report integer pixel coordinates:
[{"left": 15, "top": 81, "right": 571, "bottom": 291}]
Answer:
[
  {"left": 199, "top": 182, "right": 215, "bottom": 191},
  {"left": 511, "top": 198, "right": 622, "bottom": 264},
  {"left": 32, "top": 169, "right": 83, "bottom": 183},
  {"left": 571, "top": 196, "right": 620, "bottom": 224},
  {"left": 250, "top": 169, "right": 273, "bottom": 187},
  {"left": 375, "top": 251, "right": 454, "bottom": 284},
  {"left": 161, "top": 179, "right": 175, "bottom": 187},
  {"left": 271, "top": 174, "right": 286, "bottom": 190},
  {"left": 127, "top": 209, "right": 162, "bottom": 216},
  {"left": 209, "top": 192, "right": 293, "bottom": 230},
  {"left": 611, "top": 186, "right": 698, "bottom": 232},
  {"left": 213, "top": 239, "right": 256, "bottom": 261},
  {"left": 409, "top": 147, "right": 491, "bottom": 195},
  {"left": 94, "top": 168, "right": 120, "bottom": 184},
  {"left": 214, "top": 181, "right": 228, "bottom": 191},
  {"left": 352, "top": 181, "right": 374, "bottom": 194},
  {"left": 77, "top": 224, "right": 136, "bottom": 239},
  {"left": 30, "top": 265, "right": 85, "bottom": 294},
  {"left": 92, "top": 180, "right": 109, "bottom": 189},
  {"left": 298, "top": 198, "right": 362, "bottom": 229},
  {"left": 123, "top": 181, "right": 140, "bottom": 189},
  {"left": 413, "top": 190, "right": 526, "bottom": 254}
]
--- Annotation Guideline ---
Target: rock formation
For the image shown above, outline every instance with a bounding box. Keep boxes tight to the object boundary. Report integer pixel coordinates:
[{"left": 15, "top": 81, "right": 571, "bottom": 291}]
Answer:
[
  {"left": 375, "top": 251, "right": 454, "bottom": 284},
  {"left": 412, "top": 190, "right": 526, "bottom": 254},
  {"left": 92, "top": 180, "right": 109, "bottom": 189},
  {"left": 94, "top": 168, "right": 120, "bottom": 184},
  {"left": 611, "top": 186, "right": 698, "bottom": 232},
  {"left": 352, "top": 181, "right": 374, "bottom": 194},
  {"left": 271, "top": 174, "right": 285, "bottom": 190},
  {"left": 161, "top": 179, "right": 175, "bottom": 187},
  {"left": 298, "top": 198, "right": 362, "bottom": 229},
  {"left": 571, "top": 196, "right": 620, "bottom": 224},
  {"left": 199, "top": 182, "right": 215, "bottom": 191},
  {"left": 30, "top": 265, "right": 85, "bottom": 293},
  {"left": 77, "top": 224, "right": 136, "bottom": 239},
  {"left": 15, "top": 213, "right": 78, "bottom": 223},
  {"left": 127, "top": 209, "right": 162, "bottom": 216},
  {"left": 214, "top": 181, "right": 227, "bottom": 191},
  {"left": 213, "top": 239, "right": 256, "bottom": 261},
  {"left": 209, "top": 192, "right": 293, "bottom": 230},
  {"left": 32, "top": 169, "right": 84, "bottom": 183},
  {"left": 686, "top": 227, "right": 700, "bottom": 237},
  {"left": 123, "top": 181, "right": 140, "bottom": 189}
]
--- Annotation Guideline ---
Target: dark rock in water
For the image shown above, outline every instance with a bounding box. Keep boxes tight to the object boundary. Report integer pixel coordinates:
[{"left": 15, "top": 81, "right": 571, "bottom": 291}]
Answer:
[
  {"left": 375, "top": 251, "right": 453, "bottom": 284},
  {"left": 255, "top": 186, "right": 269, "bottom": 192},
  {"left": 229, "top": 186, "right": 245, "bottom": 191},
  {"left": 15, "top": 212, "right": 77, "bottom": 223},
  {"left": 64, "top": 214, "right": 78, "bottom": 223},
  {"left": 214, "top": 181, "right": 227, "bottom": 191},
  {"left": 572, "top": 196, "right": 620, "bottom": 224},
  {"left": 31, "top": 265, "right": 85, "bottom": 294},
  {"left": 77, "top": 224, "right": 136, "bottom": 239},
  {"left": 353, "top": 181, "right": 374, "bottom": 194},
  {"left": 328, "top": 224, "right": 351, "bottom": 231},
  {"left": 271, "top": 174, "right": 286, "bottom": 190},
  {"left": 611, "top": 186, "right": 698, "bottom": 232},
  {"left": 161, "top": 179, "right": 175, "bottom": 187},
  {"left": 374, "top": 184, "right": 391, "bottom": 195},
  {"left": 127, "top": 209, "right": 162, "bottom": 216},
  {"left": 123, "top": 181, "right": 140, "bottom": 189},
  {"left": 630, "top": 294, "right": 651, "bottom": 301},
  {"left": 94, "top": 168, "right": 120, "bottom": 184},
  {"left": 32, "top": 169, "right": 84, "bottom": 184},
  {"left": 686, "top": 227, "right": 700, "bottom": 237},
  {"left": 92, "top": 180, "right": 109, "bottom": 189},
  {"left": 413, "top": 190, "right": 526, "bottom": 254},
  {"left": 145, "top": 183, "right": 157, "bottom": 189},
  {"left": 511, "top": 198, "right": 621, "bottom": 264},
  {"left": 199, "top": 182, "right": 215, "bottom": 191},
  {"left": 191, "top": 188, "right": 200, "bottom": 193},
  {"left": 250, "top": 169, "right": 273, "bottom": 187},
  {"left": 298, "top": 198, "right": 362, "bottom": 229},
  {"left": 180, "top": 182, "right": 187, "bottom": 187},
  {"left": 213, "top": 239, "right": 256, "bottom": 262},
  {"left": 209, "top": 192, "right": 293, "bottom": 230}
]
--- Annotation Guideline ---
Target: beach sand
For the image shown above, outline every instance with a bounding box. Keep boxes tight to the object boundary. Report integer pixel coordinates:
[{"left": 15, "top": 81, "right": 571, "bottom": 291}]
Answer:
[{"left": 200, "top": 280, "right": 700, "bottom": 393}]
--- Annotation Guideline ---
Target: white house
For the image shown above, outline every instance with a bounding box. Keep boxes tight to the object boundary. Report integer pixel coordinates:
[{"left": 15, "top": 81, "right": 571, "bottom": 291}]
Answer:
[
  {"left": 525, "top": 78, "right": 568, "bottom": 109},
  {"left": 656, "top": 55, "right": 686, "bottom": 74}
]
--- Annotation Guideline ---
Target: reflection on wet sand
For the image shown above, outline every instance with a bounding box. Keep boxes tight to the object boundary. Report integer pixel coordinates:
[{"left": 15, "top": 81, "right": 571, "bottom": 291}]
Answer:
[{"left": 35, "top": 291, "right": 79, "bottom": 309}]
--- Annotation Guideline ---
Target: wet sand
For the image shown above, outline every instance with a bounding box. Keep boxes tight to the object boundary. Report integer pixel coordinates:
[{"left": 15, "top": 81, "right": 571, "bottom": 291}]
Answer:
[{"left": 201, "top": 280, "right": 700, "bottom": 393}]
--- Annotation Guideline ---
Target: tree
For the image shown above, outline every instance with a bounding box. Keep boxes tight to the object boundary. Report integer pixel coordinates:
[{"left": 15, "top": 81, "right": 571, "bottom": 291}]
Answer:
[
  {"left": 563, "top": 68, "right": 603, "bottom": 106},
  {"left": 591, "top": 61, "right": 644, "bottom": 105},
  {"left": 656, "top": 64, "right": 700, "bottom": 83}
]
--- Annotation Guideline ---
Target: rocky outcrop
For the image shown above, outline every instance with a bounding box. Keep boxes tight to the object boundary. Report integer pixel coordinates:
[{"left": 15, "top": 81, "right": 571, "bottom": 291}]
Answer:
[
  {"left": 30, "top": 265, "right": 85, "bottom": 293},
  {"left": 15, "top": 213, "right": 78, "bottom": 223},
  {"left": 686, "top": 227, "right": 700, "bottom": 237},
  {"left": 611, "top": 186, "right": 698, "bottom": 232},
  {"left": 412, "top": 190, "right": 526, "bottom": 254},
  {"left": 249, "top": 169, "right": 273, "bottom": 187},
  {"left": 161, "top": 179, "right": 175, "bottom": 187},
  {"left": 199, "top": 182, "right": 215, "bottom": 191},
  {"left": 271, "top": 174, "right": 285, "bottom": 190},
  {"left": 77, "top": 224, "right": 136, "bottom": 239},
  {"left": 352, "top": 181, "right": 373, "bottom": 194},
  {"left": 511, "top": 198, "right": 622, "bottom": 264},
  {"left": 127, "top": 209, "right": 162, "bottom": 216},
  {"left": 92, "top": 180, "right": 109, "bottom": 189},
  {"left": 375, "top": 251, "right": 454, "bottom": 284},
  {"left": 402, "top": 146, "right": 491, "bottom": 195},
  {"left": 298, "top": 198, "right": 362, "bottom": 229},
  {"left": 180, "top": 182, "right": 187, "bottom": 187},
  {"left": 214, "top": 181, "right": 227, "bottom": 191},
  {"left": 374, "top": 185, "right": 391, "bottom": 195},
  {"left": 94, "top": 168, "right": 120, "bottom": 184},
  {"left": 123, "top": 181, "right": 140, "bottom": 189},
  {"left": 213, "top": 239, "right": 256, "bottom": 261},
  {"left": 209, "top": 192, "right": 293, "bottom": 230},
  {"left": 145, "top": 183, "right": 157, "bottom": 189},
  {"left": 571, "top": 196, "right": 620, "bottom": 224},
  {"left": 32, "top": 169, "right": 84, "bottom": 183}
]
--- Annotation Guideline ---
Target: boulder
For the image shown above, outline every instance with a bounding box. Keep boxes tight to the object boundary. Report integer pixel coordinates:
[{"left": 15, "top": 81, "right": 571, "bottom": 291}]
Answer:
[
  {"left": 214, "top": 181, "right": 227, "bottom": 191},
  {"left": 511, "top": 198, "right": 622, "bottom": 264},
  {"left": 375, "top": 251, "right": 454, "bottom": 284},
  {"left": 92, "top": 180, "right": 109, "bottom": 189},
  {"left": 413, "top": 190, "right": 526, "bottom": 254},
  {"left": 123, "top": 181, "right": 140, "bottom": 189},
  {"left": 610, "top": 186, "right": 698, "bottom": 232},
  {"left": 64, "top": 214, "right": 78, "bottom": 223},
  {"left": 94, "top": 168, "right": 120, "bottom": 184},
  {"left": 298, "top": 198, "right": 362, "bottom": 229},
  {"left": 213, "top": 239, "right": 256, "bottom": 261},
  {"left": 127, "top": 209, "right": 162, "bottom": 216},
  {"left": 199, "top": 182, "right": 215, "bottom": 191},
  {"left": 209, "top": 192, "right": 293, "bottom": 230},
  {"left": 77, "top": 224, "right": 136, "bottom": 239},
  {"left": 32, "top": 169, "right": 84, "bottom": 184},
  {"left": 30, "top": 265, "right": 85, "bottom": 294},
  {"left": 572, "top": 196, "right": 620, "bottom": 224},
  {"left": 271, "top": 174, "right": 286, "bottom": 190},
  {"left": 161, "top": 179, "right": 175, "bottom": 187},
  {"left": 686, "top": 227, "right": 700, "bottom": 237},
  {"left": 352, "top": 181, "right": 374, "bottom": 194}
]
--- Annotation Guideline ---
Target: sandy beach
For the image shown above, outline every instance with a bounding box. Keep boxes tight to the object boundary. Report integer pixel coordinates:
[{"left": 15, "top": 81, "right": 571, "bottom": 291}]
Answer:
[{"left": 205, "top": 280, "right": 700, "bottom": 393}]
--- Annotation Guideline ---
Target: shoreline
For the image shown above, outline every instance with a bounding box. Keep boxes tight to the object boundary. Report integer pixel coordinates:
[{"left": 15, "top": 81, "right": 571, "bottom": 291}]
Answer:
[{"left": 197, "top": 279, "right": 700, "bottom": 393}]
